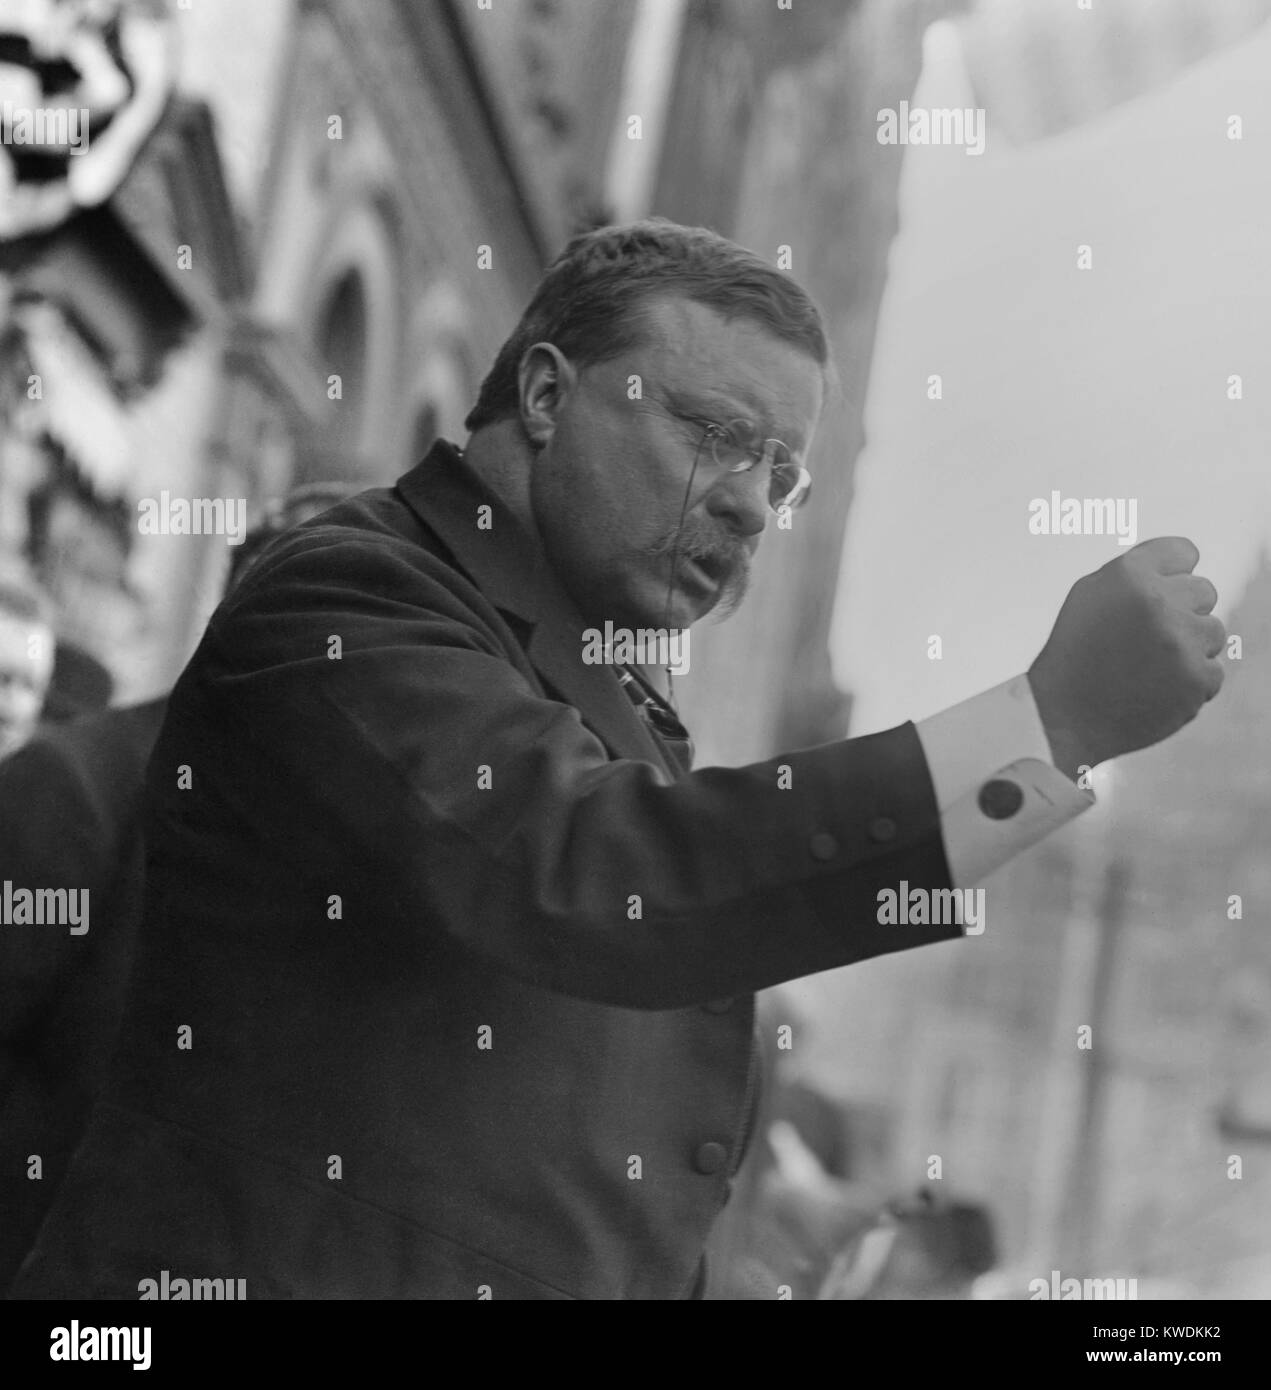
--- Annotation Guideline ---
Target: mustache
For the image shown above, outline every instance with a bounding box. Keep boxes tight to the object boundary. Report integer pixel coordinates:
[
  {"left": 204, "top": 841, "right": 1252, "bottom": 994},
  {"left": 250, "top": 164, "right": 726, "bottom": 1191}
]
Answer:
[
  {"left": 643, "top": 523, "right": 753, "bottom": 620},
  {"left": 644, "top": 522, "right": 748, "bottom": 569},
  {"left": 645, "top": 525, "right": 745, "bottom": 575}
]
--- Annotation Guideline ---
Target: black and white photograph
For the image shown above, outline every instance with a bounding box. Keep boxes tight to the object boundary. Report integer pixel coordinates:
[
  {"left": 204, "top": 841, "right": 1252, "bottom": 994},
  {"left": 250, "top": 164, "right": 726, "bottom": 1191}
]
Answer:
[{"left": 0, "top": 0, "right": 1267, "bottom": 1352}]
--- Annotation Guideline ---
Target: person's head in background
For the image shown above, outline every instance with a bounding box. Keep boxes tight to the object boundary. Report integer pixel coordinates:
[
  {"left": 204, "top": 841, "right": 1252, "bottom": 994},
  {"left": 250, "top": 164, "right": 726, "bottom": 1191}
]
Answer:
[
  {"left": 0, "top": 570, "right": 55, "bottom": 758},
  {"left": 225, "top": 482, "right": 360, "bottom": 593},
  {"left": 41, "top": 641, "right": 115, "bottom": 725}
]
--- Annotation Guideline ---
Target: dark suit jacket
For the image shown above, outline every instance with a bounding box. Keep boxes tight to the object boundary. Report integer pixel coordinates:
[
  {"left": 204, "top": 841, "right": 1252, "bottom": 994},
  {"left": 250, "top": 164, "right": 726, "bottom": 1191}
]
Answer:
[
  {"left": 11, "top": 441, "right": 957, "bottom": 1300},
  {"left": 0, "top": 698, "right": 168, "bottom": 1288}
]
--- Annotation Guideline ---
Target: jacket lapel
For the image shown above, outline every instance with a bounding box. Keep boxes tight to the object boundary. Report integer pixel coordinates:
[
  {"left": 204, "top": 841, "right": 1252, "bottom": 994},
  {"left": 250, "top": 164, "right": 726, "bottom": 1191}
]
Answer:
[{"left": 396, "top": 442, "right": 683, "bottom": 779}]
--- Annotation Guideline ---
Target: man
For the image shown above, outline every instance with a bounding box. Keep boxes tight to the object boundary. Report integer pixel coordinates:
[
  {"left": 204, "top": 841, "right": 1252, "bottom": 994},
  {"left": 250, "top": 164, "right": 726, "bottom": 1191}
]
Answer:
[
  {"left": 0, "top": 572, "right": 54, "bottom": 762},
  {"left": 0, "top": 484, "right": 354, "bottom": 1291},
  {"left": 10, "top": 221, "right": 1224, "bottom": 1300}
]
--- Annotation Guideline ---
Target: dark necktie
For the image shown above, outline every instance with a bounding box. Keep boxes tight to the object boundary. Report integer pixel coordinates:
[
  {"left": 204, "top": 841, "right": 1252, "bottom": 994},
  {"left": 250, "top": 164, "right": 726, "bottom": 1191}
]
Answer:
[{"left": 615, "top": 665, "right": 695, "bottom": 775}]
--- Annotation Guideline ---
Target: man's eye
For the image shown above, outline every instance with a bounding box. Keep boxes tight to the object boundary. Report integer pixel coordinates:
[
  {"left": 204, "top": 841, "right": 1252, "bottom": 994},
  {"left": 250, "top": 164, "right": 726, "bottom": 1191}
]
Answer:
[
  {"left": 693, "top": 420, "right": 730, "bottom": 450},
  {"left": 709, "top": 420, "right": 752, "bottom": 448}
]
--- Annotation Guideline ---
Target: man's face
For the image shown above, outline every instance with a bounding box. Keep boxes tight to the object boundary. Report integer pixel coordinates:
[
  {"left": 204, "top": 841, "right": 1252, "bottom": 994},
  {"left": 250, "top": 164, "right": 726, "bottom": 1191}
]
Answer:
[
  {"left": 528, "top": 296, "right": 824, "bottom": 632},
  {"left": 0, "top": 612, "right": 53, "bottom": 758}
]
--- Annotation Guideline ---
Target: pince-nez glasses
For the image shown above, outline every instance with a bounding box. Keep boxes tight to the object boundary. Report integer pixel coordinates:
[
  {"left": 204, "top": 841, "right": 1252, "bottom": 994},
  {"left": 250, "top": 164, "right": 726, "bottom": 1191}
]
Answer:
[{"left": 699, "top": 419, "right": 812, "bottom": 513}]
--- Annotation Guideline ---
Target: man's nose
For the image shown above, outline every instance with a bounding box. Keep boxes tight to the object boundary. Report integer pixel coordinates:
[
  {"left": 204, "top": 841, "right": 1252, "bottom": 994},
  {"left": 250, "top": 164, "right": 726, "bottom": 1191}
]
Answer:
[{"left": 703, "top": 467, "right": 768, "bottom": 539}]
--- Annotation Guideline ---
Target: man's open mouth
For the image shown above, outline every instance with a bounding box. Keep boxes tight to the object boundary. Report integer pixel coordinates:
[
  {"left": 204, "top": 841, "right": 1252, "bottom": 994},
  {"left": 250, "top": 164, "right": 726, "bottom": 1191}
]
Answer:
[{"left": 681, "top": 554, "right": 723, "bottom": 593}]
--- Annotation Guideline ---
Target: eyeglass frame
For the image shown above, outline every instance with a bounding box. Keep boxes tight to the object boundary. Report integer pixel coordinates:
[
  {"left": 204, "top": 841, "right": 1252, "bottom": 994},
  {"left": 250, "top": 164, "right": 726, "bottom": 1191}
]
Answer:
[
  {"left": 586, "top": 373, "right": 815, "bottom": 515},
  {"left": 697, "top": 418, "right": 812, "bottom": 513}
]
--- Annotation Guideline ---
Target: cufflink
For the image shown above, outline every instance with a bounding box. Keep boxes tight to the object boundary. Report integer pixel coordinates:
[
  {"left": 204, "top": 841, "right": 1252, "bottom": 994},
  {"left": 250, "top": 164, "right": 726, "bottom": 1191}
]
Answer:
[{"left": 977, "top": 778, "right": 1024, "bottom": 819}]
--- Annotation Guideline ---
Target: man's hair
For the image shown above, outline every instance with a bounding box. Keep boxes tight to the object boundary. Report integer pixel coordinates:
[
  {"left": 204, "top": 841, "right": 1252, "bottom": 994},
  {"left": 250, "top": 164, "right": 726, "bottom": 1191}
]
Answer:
[{"left": 464, "top": 219, "right": 830, "bottom": 433}]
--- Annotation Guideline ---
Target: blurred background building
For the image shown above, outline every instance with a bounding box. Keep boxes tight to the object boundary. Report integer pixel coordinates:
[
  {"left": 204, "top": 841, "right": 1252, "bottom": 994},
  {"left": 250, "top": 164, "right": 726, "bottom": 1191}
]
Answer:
[{"left": 1, "top": 0, "right": 1267, "bottom": 1297}]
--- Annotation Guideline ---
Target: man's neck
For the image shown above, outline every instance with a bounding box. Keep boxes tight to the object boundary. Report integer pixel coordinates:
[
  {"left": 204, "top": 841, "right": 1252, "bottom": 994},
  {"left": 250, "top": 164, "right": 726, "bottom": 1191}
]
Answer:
[{"left": 460, "top": 424, "right": 541, "bottom": 548}]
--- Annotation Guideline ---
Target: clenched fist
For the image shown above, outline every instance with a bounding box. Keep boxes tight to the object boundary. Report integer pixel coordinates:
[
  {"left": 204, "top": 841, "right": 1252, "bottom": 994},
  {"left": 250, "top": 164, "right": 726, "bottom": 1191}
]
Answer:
[{"left": 1027, "top": 537, "right": 1225, "bottom": 781}]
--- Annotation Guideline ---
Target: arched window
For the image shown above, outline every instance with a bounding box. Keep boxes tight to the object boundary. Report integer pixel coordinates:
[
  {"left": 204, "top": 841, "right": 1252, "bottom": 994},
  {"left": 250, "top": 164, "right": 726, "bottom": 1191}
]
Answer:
[{"left": 313, "top": 270, "right": 368, "bottom": 457}]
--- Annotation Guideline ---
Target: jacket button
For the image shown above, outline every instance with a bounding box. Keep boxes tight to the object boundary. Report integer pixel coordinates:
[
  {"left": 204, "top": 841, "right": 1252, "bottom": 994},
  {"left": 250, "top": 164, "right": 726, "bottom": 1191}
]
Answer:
[
  {"left": 978, "top": 778, "right": 1024, "bottom": 820},
  {"left": 808, "top": 831, "right": 838, "bottom": 861},
  {"left": 693, "top": 1141, "right": 729, "bottom": 1175},
  {"left": 867, "top": 817, "right": 897, "bottom": 843},
  {"left": 702, "top": 997, "right": 734, "bottom": 1014}
]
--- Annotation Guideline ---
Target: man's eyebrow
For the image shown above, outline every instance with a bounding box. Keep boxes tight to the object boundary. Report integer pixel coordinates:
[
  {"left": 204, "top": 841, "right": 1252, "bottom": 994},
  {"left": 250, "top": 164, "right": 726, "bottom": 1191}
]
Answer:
[
  {"left": 671, "top": 387, "right": 813, "bottom": 457},
  {"left": 659, "top": 383, "right": 812, "bottom": 456},
  {"left": 664, "top": 385, "right": 769, "bottom": 430}
]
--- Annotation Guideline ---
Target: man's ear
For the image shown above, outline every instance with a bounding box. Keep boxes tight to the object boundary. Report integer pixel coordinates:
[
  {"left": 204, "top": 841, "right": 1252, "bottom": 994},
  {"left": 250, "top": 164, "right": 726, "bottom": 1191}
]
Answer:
[{"left": 517, "top": 343, "right": 577, "bottom": 450}]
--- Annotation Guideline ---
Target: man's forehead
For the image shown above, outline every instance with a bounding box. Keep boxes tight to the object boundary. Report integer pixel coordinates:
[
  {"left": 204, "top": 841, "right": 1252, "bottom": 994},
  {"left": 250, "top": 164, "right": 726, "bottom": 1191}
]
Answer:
[
  {"left": 639, "top": 295, "right": 793, "bottom": 361},
  {"left": 635, "top": 296, "right": 823, "bottom": 432}
]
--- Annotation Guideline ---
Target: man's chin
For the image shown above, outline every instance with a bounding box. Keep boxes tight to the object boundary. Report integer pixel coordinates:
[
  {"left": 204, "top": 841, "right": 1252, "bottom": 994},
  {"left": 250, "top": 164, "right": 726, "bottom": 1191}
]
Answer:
[
  {"left": 706, "top": 574, "right": 748, "bottom": 623},
  {"left": 601, "top": 567, "right": 742, "bottom": 632},
  {"left": 645, "top": 584, "right": 744, "bottom": 631},
  {"left": 598, "top": 583, "right": 693, "bottom": 634},
  {"left": 639, "top": 590, "right": 708, "bottom": 632},
  {"left": 614, "top": 607, "right": 697, "bottom": 634}
]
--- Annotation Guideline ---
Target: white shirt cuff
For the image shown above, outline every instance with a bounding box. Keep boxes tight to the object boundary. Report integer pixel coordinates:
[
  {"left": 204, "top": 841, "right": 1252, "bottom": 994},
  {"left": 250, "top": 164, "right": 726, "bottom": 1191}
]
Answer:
[{"left": 915, "top": 675, "right": 1095, "bottom": 888}]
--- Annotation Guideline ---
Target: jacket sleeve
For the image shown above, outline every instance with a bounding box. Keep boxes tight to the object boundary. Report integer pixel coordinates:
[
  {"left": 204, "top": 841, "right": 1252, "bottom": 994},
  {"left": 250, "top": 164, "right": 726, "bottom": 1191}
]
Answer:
[{"left": 195, "top": 531, "right": 958, "bottom": 1009}]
